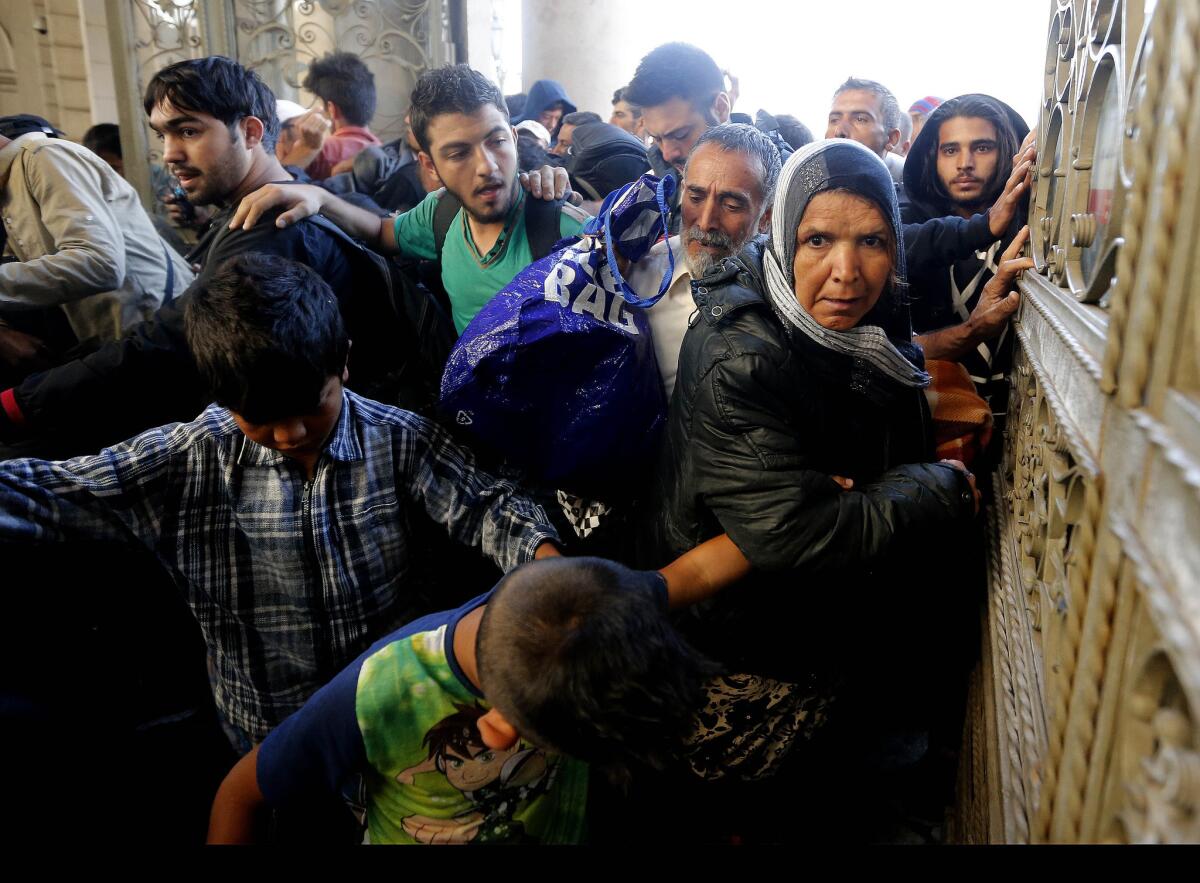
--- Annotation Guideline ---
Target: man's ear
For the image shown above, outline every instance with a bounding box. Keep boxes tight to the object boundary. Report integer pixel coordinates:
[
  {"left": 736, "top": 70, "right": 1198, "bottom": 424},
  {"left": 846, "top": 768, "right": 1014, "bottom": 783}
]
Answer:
[
  {"left": 885, "top": 127, "right": 901, "bottom": 153},
  {"left": 477, "top": 708, "right": 520, "bottom": 751},
  {"left": 712, "top": 92, "right": 731, "bottom": 125},
  {"left": 757, "top": 204, "right": 773, "bottom": 234},
  {"left": 417, "top": 150, "right": 440, "bottom": 183},
  {"left": 241, "top": 116, "right": 265, "bottom": 151},
  {"left": 342, "top": 342, "right": 351, "bottom": 383}
]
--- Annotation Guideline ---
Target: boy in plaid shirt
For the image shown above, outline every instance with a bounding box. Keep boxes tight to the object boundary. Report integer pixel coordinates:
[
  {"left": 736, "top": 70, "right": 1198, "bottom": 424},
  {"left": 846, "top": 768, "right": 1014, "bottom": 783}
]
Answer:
[{"left": 0, "top": 253, "right": 561, "bottom": 746}]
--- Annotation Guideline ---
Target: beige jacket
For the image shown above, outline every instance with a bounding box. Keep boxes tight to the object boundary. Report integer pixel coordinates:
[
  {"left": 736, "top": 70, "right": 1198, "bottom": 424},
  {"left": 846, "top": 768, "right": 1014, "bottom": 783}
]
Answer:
[{"left": 0, "top": 133, "right": 193, "bottom": 344}]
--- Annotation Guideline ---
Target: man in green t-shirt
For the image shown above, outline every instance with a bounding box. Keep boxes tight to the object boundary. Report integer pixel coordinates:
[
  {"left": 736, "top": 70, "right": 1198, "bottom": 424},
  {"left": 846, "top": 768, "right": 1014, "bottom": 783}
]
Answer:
[{"left": 232, "top": 64, "right": 589, "bottom": 334}]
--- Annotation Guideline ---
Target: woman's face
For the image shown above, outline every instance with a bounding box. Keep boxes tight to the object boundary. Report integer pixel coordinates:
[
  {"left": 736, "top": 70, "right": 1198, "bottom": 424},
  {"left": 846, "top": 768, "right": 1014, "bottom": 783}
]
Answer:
[{"left": 791, "top": 190, "right": 894, "bottom": 331}]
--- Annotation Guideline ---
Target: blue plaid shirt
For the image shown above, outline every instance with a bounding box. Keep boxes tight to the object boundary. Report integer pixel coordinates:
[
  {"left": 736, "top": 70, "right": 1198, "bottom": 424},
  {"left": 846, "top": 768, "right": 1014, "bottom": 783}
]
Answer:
[{"left": 0, "top": 390, "right": 557, "bottom": 740}]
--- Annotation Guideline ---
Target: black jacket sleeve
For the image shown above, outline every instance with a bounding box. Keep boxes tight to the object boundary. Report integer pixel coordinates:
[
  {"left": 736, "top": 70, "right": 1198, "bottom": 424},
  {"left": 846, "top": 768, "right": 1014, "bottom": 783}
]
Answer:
[
  {"left": 902, "top": 212, "right": 994, "bottom": 276},
  {"left": 690, "top": 352, "right": 975, "bottom": 574}
]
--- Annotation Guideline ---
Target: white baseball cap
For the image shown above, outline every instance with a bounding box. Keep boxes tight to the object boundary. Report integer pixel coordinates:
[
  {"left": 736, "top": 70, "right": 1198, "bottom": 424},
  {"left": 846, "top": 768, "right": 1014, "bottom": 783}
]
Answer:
[
  {"left": 276, "top": 99, "right": 307, "bottom": 124},
  {"left": 515, "top": 119, "right": 551, "bottom": 147}
]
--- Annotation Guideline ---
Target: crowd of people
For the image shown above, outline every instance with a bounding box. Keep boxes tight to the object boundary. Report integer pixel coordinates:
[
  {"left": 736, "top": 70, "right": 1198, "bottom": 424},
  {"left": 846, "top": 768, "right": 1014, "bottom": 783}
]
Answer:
[{"left": 0, "top": 41, "right": 1036, "bottom": 844}]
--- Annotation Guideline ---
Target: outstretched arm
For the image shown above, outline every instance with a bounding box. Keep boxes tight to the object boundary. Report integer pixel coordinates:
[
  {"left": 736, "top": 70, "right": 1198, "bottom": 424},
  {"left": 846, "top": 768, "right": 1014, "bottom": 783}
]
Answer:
[
  {"left": 207, "top": 746, "right": 268, "bottom": 844},
  {"left": 658, "top": 533, "right": 752, "bottom": 610},
  {"left": 917, "top": 226, "right": 1033, "bottom": 361},
  {"left": 230, "top": 183, "right": 397, "bottom": 253}
]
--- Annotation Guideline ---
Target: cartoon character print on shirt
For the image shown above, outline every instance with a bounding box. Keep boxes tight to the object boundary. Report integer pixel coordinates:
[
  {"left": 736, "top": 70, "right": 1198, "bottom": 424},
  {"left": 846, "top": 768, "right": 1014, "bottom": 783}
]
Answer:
[{"left": 395, "top": 703, "right": 551, "bottom": 844}]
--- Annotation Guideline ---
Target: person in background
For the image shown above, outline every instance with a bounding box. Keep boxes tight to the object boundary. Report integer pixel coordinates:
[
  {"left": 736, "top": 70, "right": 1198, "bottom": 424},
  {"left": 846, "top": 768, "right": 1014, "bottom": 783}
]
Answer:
[
  {"left": 610, "top": 86, "right": 644, "bottom": 139},
  {"left": 908, "top": 95, "right": 943, "bottom": 148},
  {"left": 0, "top": 114, "right": 192, "bottom": 364},
  {"left": 772, "top": 114, "right": 813, "bottom": 151},
  {"left": 81, "top": 122, "right": 191, "bottom": 254},
  {"left": 549, "top": 111, "right": 602, "bottom": 158},
  {"left": 280, "top": 52, "right": 382, "bottom": 180},
  {"left": 512, "top": 79, "right": 576, "bottom": 142}
]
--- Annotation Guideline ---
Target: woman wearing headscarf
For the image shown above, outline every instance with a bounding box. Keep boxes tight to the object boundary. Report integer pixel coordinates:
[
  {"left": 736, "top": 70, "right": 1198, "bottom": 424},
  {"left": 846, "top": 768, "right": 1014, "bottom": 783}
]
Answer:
[{"left": 651, "top": 138, "right": 996, "bottom": 702}]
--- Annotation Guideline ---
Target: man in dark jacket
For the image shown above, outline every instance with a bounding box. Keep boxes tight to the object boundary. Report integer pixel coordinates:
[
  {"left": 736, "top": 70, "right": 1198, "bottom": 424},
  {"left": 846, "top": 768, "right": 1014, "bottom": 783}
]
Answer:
[
  {"left": 512, "top": 79, "right": 576, "bottom": 141},
  {"left": 0, "top": 57, "right": 369, "bottom": 459},
  {"left": 902, "top": 94, "right": 1034, "bottom": 416}
]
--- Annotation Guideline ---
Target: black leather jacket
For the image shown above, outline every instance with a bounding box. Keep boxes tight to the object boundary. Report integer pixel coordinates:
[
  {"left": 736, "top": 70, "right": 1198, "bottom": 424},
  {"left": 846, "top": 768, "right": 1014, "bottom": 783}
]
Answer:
[
  {"left": 648, "top": 240, "right": 976, "bottom": 676},
  {"left": 651, "top": 240, "right": 974, "bottom": 574}
]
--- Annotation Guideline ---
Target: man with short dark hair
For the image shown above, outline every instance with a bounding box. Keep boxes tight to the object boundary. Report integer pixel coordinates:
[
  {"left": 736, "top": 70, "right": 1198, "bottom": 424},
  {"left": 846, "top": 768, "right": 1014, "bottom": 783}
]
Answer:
[
  {"left": 284, "top": 52, "right": 382, "bottom": 180},
  {"left": 234, "top": 64, "right": 588, "bottom": 335},
  {"left": 0, "top": 56, "right": 379, "bottom": 458},
  {"left": 610, "top": 86, "right": 644, "bottom": 138},
  {"left": 625, "top": 43, "right": 731, "bottom": 186}
]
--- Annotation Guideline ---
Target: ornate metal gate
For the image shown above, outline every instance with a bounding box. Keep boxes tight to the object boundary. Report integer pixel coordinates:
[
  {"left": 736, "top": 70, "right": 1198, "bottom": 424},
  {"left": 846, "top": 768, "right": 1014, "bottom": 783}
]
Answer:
[
  {"left": 104, "top": 0, "right": 460, "bottom": 209},
  {"left": 959, "top": 0, "right": 1200, "bottom": 844}
]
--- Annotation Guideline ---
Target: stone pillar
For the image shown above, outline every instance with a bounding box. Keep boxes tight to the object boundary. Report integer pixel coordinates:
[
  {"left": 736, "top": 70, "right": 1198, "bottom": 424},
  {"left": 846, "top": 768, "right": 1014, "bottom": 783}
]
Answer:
[{"left": 521, "top": 0, "right": 639, "bottom": 119}]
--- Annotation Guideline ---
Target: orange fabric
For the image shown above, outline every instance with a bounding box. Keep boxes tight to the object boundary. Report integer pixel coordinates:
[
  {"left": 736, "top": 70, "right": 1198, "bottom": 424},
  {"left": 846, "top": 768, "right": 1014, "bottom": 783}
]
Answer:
[{"left": 924, "top": 359, "right": 992, "bottom": 469}]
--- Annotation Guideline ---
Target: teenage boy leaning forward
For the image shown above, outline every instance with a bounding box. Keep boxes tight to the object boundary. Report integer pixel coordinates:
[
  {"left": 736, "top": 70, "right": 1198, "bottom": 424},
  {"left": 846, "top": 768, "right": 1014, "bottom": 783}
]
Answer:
[
  {"left": 0, "top": 253, "right": 565, "bottom": 748},
  {"left": 207, "top": 547, "right": 746, "bottom": 845}
]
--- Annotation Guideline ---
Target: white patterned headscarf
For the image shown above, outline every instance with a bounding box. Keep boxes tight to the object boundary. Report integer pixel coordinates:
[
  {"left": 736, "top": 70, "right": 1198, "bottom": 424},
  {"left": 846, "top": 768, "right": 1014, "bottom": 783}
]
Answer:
[{"left": 763, "top": 138, "right": 930, "bottom": 389}]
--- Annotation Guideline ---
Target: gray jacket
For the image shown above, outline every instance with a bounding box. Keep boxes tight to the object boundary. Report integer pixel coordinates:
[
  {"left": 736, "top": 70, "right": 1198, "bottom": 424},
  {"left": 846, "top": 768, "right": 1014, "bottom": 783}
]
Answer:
[{"left": 0, "top": 133, "right": 193, "bottom": 344}]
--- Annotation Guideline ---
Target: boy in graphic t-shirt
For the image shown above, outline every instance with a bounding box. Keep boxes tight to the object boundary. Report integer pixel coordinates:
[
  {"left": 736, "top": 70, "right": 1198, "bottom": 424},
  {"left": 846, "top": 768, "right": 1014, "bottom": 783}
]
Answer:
[{"left": 207, "top": 548, "right": 746, "bottom": 844}]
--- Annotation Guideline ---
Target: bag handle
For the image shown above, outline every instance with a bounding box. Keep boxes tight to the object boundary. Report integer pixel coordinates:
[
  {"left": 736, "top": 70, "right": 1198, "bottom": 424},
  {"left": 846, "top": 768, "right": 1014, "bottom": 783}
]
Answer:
[{"left": 583, "top": 174, "right": 677, "bottom": 308}]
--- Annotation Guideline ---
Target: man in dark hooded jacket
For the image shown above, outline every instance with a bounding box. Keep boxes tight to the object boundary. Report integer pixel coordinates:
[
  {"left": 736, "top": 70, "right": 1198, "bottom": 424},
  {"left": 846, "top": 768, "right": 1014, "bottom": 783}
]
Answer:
[
  {"left": 512, "top": 79, "right": 576, "bottom": 142},
  {"left": 902, "top": 94, "right": 1034, "bottom": 417}
]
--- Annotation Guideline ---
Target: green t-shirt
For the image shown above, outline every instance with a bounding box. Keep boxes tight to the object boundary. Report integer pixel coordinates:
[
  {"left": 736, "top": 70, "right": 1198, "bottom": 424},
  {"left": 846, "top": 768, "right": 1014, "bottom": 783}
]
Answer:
[
  {"left": 394, "top": 187, "right": 590, "bottom": 334},
  {"left": 256, "top": 593, "right": 589, "bottom": 845}
]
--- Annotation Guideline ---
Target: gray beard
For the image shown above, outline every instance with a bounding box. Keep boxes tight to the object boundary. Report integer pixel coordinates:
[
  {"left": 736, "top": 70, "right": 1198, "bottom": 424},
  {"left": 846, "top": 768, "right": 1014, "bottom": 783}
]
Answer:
[{"left": 682, "top": 225, "right": 751, "bottom": 278}]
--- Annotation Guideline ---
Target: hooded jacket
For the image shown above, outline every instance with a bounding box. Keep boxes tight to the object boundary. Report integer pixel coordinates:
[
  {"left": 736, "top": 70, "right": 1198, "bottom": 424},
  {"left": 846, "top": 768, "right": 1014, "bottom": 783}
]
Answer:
[
  {"left": 512, "top": 80, "right": 576, "bottom": 126},
  {"left": 901, "top": 95, "right": 1030, "bottom": 408}
]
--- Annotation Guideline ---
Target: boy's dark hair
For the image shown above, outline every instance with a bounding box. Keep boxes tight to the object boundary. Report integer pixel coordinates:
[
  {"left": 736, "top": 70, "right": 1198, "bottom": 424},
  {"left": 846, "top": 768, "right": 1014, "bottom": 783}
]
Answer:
[
  {"left": 919, "top": 94, "right": 1020, "bottom": 210},
  {"left": 301, "top": 52, "right": 377, "bottom": 128},
  {"left": 144, "top": 56, "right": 279, "bottom": 152},
  {"left": 410, "top": 65, "right": 508, "bottom": 154},
  {"left": 624, "top": 43, "right": 724, "bottom": 121},
  {"left": 561, "top": 111, "right": 602, "bottom": 128},
  {"left": 184, "top": 253, "right": 348, "bottom": 424},
  {"left": 82, "top": 123, "right": 121, "bottom": 157},
  {"left": 476, "top": 557, "right": 719, "bottom": 785},
  {"left": 423, "top": 703, "right": 487, "bottom": 771}
]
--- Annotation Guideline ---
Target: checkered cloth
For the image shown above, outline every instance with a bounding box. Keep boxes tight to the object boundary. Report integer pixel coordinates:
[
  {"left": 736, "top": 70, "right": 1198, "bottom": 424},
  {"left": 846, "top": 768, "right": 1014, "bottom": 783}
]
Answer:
[{"left": 923, "top": 359, "right": 993, "bottom": 468}]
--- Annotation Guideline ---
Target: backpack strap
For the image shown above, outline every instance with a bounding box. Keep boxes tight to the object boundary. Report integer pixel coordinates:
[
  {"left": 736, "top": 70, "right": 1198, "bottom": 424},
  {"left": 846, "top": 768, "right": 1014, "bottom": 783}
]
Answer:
[
  {"left": 524, "top": 195, "right": 567, "bottom": 261},
  {"left": 434, "top": 186, "right": 568, "bottom": 263},
  {"left": 432, "top": 188, "right": 461, "bottom": 262}
]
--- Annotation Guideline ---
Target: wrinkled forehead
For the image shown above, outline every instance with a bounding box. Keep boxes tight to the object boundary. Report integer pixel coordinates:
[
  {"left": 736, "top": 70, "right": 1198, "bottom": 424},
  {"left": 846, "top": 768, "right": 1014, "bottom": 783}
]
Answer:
[{"left": 830, "top": 89, "right": 883, "bottom": 120}]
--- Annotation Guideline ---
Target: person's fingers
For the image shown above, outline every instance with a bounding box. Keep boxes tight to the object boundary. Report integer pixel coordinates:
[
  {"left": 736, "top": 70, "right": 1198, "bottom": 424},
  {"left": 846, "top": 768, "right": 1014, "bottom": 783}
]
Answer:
[
  {"left": 537, "top": 166, "right": 556, "bottom": 199},
  {"left": 1000, "top": 225, "right": 1031, "bottom": 261},
  {"left": 940, "top": 458, "right": 968, "bottom": 472},
  {"left": 275, "top": 206, "right": 308, "bottom": 228},
  {"left": 228, "top": 191, "right": 256, "bottom": 229},
  {"left": 553, "top": 167, "right": 569, "bottom": 200},
  {"left": 830, "top": 475, "right": 854, "bottom": 490},
  {"left": 521, "top": 170, "right": 541, "bottom": 199}
]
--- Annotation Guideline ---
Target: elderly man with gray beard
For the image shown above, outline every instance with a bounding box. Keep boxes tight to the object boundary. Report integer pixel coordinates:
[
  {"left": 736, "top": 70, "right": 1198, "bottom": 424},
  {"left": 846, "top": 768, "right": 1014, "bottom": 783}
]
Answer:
[{"left": 625, "top": 123, "right": 779, "bottom": 400}]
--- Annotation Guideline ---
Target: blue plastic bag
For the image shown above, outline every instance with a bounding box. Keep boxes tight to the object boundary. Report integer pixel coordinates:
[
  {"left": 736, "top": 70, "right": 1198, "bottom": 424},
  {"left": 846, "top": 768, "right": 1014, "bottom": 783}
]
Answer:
[{"left": 439, "top": 174, "right": 677, "bottom": 497}]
